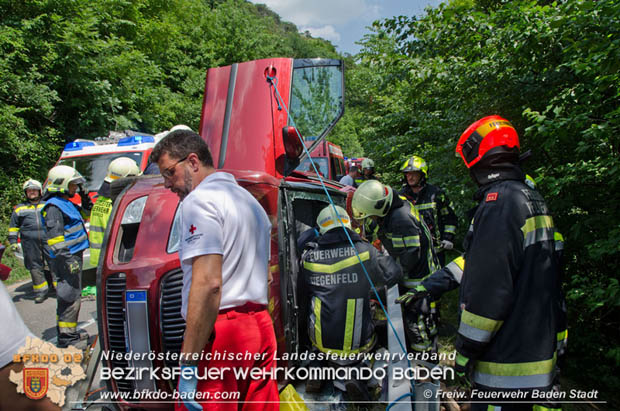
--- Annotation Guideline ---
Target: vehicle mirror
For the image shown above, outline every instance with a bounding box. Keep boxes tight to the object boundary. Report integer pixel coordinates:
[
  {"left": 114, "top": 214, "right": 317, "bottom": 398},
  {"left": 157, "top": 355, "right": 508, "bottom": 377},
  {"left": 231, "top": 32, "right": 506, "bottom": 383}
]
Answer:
[{"left": 283, "top": 126, "right": 304, "bottom": 161}]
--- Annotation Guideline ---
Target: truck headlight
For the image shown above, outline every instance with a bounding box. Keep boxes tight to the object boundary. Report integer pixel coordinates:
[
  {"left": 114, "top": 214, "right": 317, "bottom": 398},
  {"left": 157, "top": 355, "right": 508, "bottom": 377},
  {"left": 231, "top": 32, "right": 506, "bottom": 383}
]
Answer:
[{"left": 121, "top": 196, "right": 147, "bottom": 224}]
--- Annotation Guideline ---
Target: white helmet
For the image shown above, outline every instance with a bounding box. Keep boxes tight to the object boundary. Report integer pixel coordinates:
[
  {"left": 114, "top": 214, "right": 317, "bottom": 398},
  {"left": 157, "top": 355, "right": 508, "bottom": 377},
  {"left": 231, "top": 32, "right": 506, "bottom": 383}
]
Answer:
[
  {"left": 104, "top": 157, "right": 141, "bottom": 183},
  {"left": 317, "top": 205, "right": 352, "bottom": 235},
  {"left": 22, "top": 179, "right": 43, "bottom": 193},
  {"left": 352, "top": 180, "right": 393, "bottom": 219},
  {"left": 46, "top": 165, "right": 85, "bottom": 194},
  {"left": 170, "top": 124, "right": 192, "bottom": 132}
]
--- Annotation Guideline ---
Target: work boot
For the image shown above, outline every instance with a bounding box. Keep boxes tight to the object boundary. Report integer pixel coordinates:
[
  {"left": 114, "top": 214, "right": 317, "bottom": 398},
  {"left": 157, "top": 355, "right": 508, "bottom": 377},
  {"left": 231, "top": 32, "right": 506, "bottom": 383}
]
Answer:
[
  {"left": 344, "top": 379, "right": 371, "bottom": 404},
  {"left": 58, "top": 330, "right": 90, "bottom": 350},
  {"left": 305, "top": 378, "right": 323, "bottom": 393},
  {"left": 34, "top": 292, "right": 48, "bottom": 304}
]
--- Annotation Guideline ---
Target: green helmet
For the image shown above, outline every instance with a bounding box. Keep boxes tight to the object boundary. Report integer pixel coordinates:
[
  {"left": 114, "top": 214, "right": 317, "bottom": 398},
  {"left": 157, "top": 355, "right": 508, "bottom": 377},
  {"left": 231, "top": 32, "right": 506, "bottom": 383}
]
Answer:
[
  {"left": 352, "top": 180, "right": 393, "bottom": 219},
  {"left": 45, "top": 165, "right": 85, "bottom": 194},
  {"left": 400, "top": 155, "right": 428, "bottom": 179},
  {"left": 317, "top": 205, "right": 351, "bottom": 235},
  {"left": 361, "top": 158, "right": 375, "bottom": 171}
]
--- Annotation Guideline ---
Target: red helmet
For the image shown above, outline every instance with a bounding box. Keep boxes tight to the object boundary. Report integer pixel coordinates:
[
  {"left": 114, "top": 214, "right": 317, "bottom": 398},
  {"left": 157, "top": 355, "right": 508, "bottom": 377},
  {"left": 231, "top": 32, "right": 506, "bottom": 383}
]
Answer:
[{"left": 456, "top": 115, "right": 520, "bottom": 168}]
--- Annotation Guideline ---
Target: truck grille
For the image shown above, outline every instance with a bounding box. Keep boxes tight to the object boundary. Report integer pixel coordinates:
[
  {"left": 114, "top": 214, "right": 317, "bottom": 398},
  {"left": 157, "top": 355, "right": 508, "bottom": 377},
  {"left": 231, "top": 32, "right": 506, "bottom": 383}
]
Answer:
[
  {"left": 105, "top": 274, "right": 134, "bottom": 393},
  {"left": 160, "top": 270, "right": 186, "bottom": 369}
]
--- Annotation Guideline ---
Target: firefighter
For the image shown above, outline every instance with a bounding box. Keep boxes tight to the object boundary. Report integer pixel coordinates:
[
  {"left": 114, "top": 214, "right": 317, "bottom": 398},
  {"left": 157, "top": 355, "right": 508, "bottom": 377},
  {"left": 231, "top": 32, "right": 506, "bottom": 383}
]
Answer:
[
  {"left": 352, "top": 180, "right": 440, "bottom": 353},
  {"left": 399, "top": 155, "right": 458, "bottom": 266},
  {"left": 8, "top": 179, "right": 56, "bottom": 303},
  {"left": 360, "top": 158, "right": 379, "bottom": 181},
  {"left": 88, "top": 157, "right": 141, "bottom": 267},
  {"left": 42, "top": 165, "right": 91, "bottom": 348},
  {"left": 300, "top": 204, "right": 402, "bottom": 400},
  {"left": 451, "top": 115, "right": 565, "bottom": 409}
]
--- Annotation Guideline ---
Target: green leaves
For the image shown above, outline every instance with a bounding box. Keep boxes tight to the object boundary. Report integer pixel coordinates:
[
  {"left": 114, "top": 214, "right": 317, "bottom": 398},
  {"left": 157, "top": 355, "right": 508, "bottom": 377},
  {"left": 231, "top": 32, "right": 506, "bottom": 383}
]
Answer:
[
  {"left": 348, "top": 0, "right": 620, "bottom": 392},
  {"left": 0, "top": 0, "right": 340, "bottom": 220}
]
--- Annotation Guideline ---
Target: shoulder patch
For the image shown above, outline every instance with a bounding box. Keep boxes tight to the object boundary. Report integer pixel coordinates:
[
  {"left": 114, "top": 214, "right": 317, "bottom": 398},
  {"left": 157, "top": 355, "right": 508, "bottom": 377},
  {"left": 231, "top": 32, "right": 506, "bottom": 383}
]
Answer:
[{"left": 486, "top": 192, "right": 498, "bottom": 202}]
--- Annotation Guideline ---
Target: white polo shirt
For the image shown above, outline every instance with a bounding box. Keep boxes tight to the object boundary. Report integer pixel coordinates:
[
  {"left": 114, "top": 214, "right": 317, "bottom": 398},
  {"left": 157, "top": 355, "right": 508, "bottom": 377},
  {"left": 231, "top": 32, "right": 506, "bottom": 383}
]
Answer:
[
  {"left": 0, "top": 282, "right": 34, "bottom": 368},
  {"left": 178, "top": 172, "right": 271, "bottom": 319}
]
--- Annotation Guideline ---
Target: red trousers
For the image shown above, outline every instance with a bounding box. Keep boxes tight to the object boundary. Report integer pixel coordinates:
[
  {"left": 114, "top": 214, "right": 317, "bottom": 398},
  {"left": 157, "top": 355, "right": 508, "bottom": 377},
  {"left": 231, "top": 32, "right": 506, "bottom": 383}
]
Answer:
[{"left": 176, "top": 305, "right": 279, "bottom": 411}]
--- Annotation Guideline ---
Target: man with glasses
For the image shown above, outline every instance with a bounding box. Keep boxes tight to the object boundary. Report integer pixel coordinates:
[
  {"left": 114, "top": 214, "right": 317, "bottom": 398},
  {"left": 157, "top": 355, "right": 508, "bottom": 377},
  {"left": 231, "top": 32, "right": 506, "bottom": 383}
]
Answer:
[{"left": 150, "top": 130, "right": 279, "bottom": 410}]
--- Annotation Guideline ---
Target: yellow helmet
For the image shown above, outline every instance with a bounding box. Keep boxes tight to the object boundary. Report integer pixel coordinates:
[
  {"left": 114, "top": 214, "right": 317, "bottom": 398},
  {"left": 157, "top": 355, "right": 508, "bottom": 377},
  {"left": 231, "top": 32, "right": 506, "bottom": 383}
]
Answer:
[
  {"left": 22, "top": 179, "right": 43, "bottom": 193},
  {"left": 400, "top": 155, "right": 428, "bottom": 179},
  {"left": 352, "top": 180, "right": 393, "bottom": 219},
  {"left": 317, "top": 205, "right": 351, "bottom": 235},
  {"left": 104, "top": 157, "right": 141, "bottom": 183},
  {"left": 45, "top": 165, "right": 85, "bottom": 194}
]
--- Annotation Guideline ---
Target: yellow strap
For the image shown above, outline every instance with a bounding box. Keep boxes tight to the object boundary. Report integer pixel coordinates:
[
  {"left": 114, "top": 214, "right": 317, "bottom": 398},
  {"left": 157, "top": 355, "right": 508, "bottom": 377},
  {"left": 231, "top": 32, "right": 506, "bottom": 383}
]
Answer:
[
  {"left": 343, "top": 299, "right": 356, "bottom": 351},
  {"left": 521, "top": 215, "right": 554, "bottom": 237},
  {"left": 313, "top": 298, "right": 323, "bottom": 349},
  {"left": 476, "top": 353, "right": 556, "bottom": 376},
  {"left": 9, "top": 227, "right": 19, "bottom": 232},
  {"left": 461, "top": 309, "right": 503, "bottom": 333},
  {"left": 32, "top": 282, "right": 48, "bottom": 290},
  {"left": 58, "top": 321, "right": 77, "bottom": 328},
  {"left": 15, "top": 205, "right": 35, "bottom": 213},
  {"left": 303, "top": 251, "right": 369, "bottom": 274},
  {"left": 48, "top": 235, "right": 65, "bottom": 246}
]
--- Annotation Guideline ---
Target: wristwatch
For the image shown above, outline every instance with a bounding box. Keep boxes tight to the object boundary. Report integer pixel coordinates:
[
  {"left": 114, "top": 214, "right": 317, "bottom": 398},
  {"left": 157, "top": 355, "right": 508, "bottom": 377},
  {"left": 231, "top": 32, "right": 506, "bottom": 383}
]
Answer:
[{"left": 179, "top": 355, "right": 198, "bottom": 367}]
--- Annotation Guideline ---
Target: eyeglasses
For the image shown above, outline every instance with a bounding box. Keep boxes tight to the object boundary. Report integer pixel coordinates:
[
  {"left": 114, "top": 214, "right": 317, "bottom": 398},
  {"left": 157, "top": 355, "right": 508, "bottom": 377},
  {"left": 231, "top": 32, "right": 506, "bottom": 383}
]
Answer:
[{"left": 161, "top": 155, "right": 188, "bottom": 179}]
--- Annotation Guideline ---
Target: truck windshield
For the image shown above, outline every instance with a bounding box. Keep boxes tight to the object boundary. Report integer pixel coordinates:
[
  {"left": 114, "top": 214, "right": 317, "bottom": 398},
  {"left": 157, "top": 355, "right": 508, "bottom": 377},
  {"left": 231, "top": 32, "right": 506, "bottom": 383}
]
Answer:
[
  {"left": 289, "top": 62, "right": 343, "bottom": 145},
  {"left": 58, "top": 152, "right": 143, "bottom": 192},
  {"left": 295, "top": 157, "right": 329, "bottom": 178}
]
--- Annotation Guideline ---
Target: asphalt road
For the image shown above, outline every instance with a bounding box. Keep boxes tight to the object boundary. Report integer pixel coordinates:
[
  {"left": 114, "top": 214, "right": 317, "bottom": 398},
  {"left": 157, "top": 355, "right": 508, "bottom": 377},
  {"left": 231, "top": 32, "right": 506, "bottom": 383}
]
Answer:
[
  {"left": 8, "top": 275, "right": 107, "bottom": 411},
  {"left": 9, "top": 281, "right": 99, "bottom": 345}
]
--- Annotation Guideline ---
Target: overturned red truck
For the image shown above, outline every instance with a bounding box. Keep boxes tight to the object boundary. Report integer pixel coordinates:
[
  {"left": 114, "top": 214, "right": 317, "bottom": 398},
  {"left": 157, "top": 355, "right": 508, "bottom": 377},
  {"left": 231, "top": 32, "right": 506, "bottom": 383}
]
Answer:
[{"left": 96, "top": 58, "right": 349, "bottom": 407}]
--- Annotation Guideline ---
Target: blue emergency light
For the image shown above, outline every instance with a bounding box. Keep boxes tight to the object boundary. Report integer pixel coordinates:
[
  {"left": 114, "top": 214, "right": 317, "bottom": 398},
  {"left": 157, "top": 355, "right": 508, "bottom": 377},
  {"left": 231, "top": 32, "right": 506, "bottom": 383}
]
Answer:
[
  {"left": 117, "top": 135, "right": 154, "bottom": 146},
  {"left": 63, "top": 141, "right": 96, "bottom": 151}
]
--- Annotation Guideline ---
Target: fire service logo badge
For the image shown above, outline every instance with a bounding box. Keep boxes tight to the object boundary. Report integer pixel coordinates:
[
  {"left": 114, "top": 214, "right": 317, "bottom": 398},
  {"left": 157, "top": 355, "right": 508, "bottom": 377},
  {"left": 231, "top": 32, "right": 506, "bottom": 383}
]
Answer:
[{"left": 23, "top": 368, "right": 49, "bottom": 400}]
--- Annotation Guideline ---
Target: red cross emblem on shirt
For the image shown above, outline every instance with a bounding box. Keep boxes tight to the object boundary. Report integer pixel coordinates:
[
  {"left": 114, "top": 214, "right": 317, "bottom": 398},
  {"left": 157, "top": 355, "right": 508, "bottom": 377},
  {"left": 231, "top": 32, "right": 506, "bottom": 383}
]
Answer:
[{"left": 189, "top": 225, "right": 197, "bottom": 234}]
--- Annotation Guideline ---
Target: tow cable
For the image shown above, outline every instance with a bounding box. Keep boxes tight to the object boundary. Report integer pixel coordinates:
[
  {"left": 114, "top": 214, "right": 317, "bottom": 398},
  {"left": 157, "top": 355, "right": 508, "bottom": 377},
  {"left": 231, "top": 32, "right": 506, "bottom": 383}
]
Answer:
[{"left": 266, "top": 72, "right": 418, "bottom": 410}]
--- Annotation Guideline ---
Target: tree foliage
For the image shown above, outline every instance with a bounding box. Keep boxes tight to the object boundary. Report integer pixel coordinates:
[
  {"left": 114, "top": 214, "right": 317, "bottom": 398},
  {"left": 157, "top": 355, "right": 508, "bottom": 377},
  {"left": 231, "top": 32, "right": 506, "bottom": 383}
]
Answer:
[
  {"left": 348, "top": 0, "right": 620, "bottom": 392},
  {"left": 0, "top": 0, "right": 339, "bottom": 219}
]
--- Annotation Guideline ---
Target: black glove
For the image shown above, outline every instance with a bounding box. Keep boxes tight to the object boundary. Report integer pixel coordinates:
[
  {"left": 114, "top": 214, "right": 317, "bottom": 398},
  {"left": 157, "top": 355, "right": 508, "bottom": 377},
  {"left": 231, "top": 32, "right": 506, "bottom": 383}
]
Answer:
[
  {"left": 455, "top": 352, "right": 470, "bottom": 378},
  {"left": 395, "top": 285, "right": 431, "bottom": 313}
]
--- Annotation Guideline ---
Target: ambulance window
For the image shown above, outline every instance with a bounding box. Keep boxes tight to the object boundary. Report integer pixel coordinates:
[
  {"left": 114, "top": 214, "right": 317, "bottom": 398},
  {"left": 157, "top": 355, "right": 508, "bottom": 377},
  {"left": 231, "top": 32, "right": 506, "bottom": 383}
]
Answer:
[{"left": 58, "top": 152, "right": 144, "bottom": 192}]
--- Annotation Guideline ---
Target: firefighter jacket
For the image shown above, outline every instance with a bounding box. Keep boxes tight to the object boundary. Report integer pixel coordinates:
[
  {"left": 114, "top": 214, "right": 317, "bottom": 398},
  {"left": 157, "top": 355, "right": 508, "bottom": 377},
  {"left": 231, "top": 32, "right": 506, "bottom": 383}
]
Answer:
[
  {"left": 8, "top": 201, "right": 46, "bottom": 245},
  {"left": 455, "top": 176, "right": 565, "bottom": 392},
  {"left": 301, "top": 228, "right": 402, "bottom": 358},
  {"left": 377, "top": 195, "right": 439, "bottom": 288},
  {"left": 8, "top": 200, "right": 50, "bottom": 270},
  {"left": 399, "top": 183, "right": 458, "bottom": 245},
  {"left": 42, "top": 196, "right": 89, "bottom": 258},
  {"left": 421, "top": 255, "right": 464, "bottom": 299},
  {"left": 89, "top": 182, "right": 113, "bottom": 266}
]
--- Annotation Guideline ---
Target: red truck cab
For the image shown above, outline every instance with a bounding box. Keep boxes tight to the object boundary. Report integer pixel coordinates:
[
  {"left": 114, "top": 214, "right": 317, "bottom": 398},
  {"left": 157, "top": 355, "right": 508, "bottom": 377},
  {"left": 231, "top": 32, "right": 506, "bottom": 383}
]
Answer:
[
  {"left": 97, "top": 58, "right": 348, "bottom": 407},
  {"left": 295, "top": 140, "right": 346, "bottom": 181}
]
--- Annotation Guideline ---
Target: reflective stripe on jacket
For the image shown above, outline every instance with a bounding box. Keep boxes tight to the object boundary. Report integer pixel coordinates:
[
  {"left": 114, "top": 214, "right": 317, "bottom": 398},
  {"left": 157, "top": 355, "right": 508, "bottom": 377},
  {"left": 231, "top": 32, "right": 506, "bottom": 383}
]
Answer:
[
  {"left": 378, "top": 195, "right": 439, "bottom": 288},
  {"left": 399, "top": 183, "right": 458, "bottom": 244},
  {"left": 8, "top": 202, "right": 46, "bottom": 243},
  {"left": 43, "top": 196, "right": 89, "bottom": 256},
  {"left": 456, "top": 179, "right": 564, "bottom": 391},
  {"left": 88, "top": 195, "right": 113, "bottom": 265}
]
